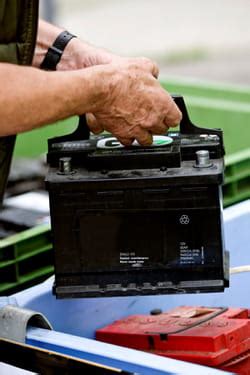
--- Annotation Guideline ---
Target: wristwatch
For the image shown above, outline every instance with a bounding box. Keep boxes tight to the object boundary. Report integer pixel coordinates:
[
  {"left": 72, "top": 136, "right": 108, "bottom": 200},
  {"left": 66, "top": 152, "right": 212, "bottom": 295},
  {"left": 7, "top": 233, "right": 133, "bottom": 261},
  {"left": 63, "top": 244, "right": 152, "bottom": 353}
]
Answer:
[{"left": 40, "top": 30, "right": 76, "bottom": 71}]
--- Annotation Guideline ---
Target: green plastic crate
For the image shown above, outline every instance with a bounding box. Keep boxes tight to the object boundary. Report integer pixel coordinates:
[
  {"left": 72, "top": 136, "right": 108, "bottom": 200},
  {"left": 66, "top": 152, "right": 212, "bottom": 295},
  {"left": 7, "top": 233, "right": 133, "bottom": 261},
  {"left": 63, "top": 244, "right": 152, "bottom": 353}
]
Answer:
[
  {"left": 161, "top": 77, "right": 250, "bottom": 155},
  {"left": 0, "top": 223, "right": 53, "bottom": 295},
  {"left": 223, "top": 149, "right": 250, "bottom": 206},
  {"left": 160, "top": 78, "right": 250, "bottom": 206}
]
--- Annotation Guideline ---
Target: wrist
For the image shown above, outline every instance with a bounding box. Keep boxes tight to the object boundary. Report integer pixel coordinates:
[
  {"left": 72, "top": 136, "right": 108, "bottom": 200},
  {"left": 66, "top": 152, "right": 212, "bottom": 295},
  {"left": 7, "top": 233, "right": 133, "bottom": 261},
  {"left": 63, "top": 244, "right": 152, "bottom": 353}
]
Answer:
[
  {"left": 57, "top": 38, "right": 116, "bottom": 71},
  {"left": 56, "top": 37, "right": 87, "bottom": 71},
  {"left": 40, "top": 31, "right": 76, "bottom": 71},
  {"left": 33, "top": 20, "right": 63, "bottom": 68}
]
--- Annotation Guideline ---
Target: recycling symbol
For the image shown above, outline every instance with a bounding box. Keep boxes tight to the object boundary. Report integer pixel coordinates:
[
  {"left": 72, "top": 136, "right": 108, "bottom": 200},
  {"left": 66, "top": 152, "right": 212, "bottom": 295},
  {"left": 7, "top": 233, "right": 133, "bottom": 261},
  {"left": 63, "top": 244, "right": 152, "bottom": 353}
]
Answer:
[{"left": 179, "top": 215, "right": 190, "bottom": 225}]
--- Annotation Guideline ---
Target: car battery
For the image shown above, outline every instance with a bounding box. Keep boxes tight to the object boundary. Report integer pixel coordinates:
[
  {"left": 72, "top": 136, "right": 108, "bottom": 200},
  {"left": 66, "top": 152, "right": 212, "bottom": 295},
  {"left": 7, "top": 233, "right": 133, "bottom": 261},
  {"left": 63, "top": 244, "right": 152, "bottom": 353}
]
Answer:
[
  {"left": 96, "top": 306, "right": 250, "bottom": 374},
  {"left": 46, "top": 95, "right": 229, "bottom": 298}
]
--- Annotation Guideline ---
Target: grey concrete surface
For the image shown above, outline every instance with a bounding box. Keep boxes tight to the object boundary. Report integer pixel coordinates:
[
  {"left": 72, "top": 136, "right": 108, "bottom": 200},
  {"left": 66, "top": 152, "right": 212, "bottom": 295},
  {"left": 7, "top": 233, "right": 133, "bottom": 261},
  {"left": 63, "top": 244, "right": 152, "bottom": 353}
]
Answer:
[{"left": 160, "top": 49, "right": 250, "bottom": 85}]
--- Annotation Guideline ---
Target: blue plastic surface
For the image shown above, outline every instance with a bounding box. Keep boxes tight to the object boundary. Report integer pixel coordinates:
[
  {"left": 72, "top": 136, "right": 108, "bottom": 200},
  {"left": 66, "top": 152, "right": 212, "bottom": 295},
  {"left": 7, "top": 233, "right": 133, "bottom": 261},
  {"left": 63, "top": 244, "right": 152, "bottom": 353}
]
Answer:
[
  {"left": 11, "top": 200, "right": 250, "bottom": 374},
  {"left": 25, "top": 326, "right": 227, "bottom": 375}
]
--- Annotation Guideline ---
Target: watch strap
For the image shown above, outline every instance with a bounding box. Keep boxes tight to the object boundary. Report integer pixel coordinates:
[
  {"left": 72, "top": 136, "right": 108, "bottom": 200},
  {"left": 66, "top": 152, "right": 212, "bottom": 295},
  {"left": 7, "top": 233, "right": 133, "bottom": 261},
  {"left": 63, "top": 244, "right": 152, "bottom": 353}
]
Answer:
[{"left": 40, "top": 31, "right": 76, "bottom": 71}]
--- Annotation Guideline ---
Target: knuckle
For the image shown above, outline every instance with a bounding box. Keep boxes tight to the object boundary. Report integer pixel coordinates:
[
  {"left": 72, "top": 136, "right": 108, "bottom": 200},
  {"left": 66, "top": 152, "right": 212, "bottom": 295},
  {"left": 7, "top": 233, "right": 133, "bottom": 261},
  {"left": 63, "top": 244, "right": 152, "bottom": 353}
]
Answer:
[
  {"left": 141, "top": 117, "right": 155, "bottom": 129},
  {"left": 138, "top": 56, "right": 158, "bottom": 74},
  {"left": 172, "top": 107, "right": 182, "bottom": 124},
  {"left": 151, "top": 59, "right": 159, "bottom": 77},
  {"left": 161, "top": 96, "right": 183, "bottom": 126}
]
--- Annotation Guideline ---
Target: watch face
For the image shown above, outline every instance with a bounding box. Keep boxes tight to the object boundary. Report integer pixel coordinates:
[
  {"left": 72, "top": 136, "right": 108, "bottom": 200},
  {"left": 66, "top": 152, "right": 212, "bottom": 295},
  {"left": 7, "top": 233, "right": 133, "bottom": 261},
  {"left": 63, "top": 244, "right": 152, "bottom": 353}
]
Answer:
[{"left": 97, "top": 135, "right": 173, "bottom": 149}]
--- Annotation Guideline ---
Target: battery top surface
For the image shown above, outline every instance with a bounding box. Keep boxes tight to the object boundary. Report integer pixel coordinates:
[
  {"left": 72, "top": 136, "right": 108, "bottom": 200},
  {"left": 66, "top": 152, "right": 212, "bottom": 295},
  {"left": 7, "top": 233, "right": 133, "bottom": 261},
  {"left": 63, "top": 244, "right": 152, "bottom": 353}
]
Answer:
[{"left": 48, "top": 131, "right": 223, "bottom": 172}]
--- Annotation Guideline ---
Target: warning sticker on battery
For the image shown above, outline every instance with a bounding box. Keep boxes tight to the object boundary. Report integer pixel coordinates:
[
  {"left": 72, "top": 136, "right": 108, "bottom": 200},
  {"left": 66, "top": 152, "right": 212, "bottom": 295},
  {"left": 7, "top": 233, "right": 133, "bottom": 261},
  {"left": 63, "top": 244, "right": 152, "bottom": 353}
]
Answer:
[
  {"left": 120, "top": 252, "right": 150, "bottom": 267},
  {"left": 179, "top": 242, "right": 205, "bottom": 265}
]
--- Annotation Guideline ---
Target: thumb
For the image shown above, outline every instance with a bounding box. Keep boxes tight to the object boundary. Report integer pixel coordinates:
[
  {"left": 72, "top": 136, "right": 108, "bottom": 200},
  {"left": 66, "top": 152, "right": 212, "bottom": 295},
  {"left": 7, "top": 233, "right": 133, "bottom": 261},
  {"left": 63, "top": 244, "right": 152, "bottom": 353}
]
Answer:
[{"left": 86, "top": 113, "right": 104, "bottom": 134}]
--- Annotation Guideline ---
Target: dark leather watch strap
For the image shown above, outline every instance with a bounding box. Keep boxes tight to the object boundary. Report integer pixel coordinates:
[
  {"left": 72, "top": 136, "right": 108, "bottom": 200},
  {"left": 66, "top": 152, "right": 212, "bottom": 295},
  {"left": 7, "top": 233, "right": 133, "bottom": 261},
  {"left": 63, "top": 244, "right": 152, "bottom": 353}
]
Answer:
[{"left": 40, "top": 31, "right": 76, "bottom": 71}]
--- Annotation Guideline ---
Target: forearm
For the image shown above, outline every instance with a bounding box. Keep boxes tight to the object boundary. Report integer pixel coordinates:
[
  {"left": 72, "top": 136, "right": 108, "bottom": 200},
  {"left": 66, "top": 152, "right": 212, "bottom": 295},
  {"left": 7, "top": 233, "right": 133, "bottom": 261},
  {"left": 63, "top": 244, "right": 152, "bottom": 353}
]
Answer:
[
  {"left": 0, "top": 58, "right": 181, "bottom": 144},
  {"left": 0, "top": 63, "right": 105, "bottom": 136}
]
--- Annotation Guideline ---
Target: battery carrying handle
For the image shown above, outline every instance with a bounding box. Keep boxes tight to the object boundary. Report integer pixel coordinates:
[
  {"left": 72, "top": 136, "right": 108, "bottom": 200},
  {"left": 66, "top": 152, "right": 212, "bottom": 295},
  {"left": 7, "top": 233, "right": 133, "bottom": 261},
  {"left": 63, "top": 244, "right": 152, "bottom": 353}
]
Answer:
[
  {"left": 47, "top": 115, "right": 90, "bottom": 148},
  {"left": 48, "top": 95, "right": 224, "bottom": 155},
  {"left": 172, "top": 95, "right": 225, "bottom": 154}
]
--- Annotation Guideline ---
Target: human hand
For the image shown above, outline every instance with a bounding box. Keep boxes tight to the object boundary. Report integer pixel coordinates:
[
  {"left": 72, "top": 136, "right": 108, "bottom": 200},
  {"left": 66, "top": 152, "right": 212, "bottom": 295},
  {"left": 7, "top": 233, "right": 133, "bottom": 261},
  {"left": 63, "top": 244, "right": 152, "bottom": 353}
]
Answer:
[
  {"left": 57, "top": 37, "right": 123, "bottom": 70},
  {"left": 86, "top": 58, "right": 182, "bottom": 146}
]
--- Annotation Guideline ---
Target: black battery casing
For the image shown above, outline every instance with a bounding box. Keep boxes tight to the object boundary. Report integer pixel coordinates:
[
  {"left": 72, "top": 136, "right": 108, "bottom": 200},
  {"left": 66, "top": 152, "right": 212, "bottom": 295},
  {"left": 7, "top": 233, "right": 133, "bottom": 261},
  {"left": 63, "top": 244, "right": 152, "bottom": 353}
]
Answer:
[{"left": 46, "top": 96, "right": 229, "bottom": 298}]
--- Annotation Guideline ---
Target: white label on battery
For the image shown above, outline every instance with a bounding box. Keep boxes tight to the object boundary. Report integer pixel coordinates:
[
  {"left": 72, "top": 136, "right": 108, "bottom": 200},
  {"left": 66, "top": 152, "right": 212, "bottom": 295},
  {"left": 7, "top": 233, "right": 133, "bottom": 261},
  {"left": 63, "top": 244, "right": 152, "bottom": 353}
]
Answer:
[
  {"left": 97, "top": 138, "right": 124, "bottom": 149},
  {"left": 97, "top": 135, "right": 173, "bottom": 149},
  {"left": 133, "top": 136, "right": 173, "bottom": 147}
]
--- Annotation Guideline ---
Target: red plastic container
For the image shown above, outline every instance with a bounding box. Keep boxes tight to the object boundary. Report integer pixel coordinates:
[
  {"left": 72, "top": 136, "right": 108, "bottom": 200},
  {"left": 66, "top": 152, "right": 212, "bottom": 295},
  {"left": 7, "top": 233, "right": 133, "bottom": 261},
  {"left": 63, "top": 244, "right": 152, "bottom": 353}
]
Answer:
[{"left": 96, "top": 306, "right": 250, "bottom": 374}]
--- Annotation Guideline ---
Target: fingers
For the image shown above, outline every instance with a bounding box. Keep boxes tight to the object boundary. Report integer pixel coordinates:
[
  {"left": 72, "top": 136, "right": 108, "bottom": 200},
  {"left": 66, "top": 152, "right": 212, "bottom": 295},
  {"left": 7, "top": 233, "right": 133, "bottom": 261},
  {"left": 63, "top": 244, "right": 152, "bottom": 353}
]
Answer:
[
  {"left": 132, "top": 127, "right": 153, "bottom": 146},
  {"left": 130, "top": 57, "right": 159, "bottom": 79},
  {"left": 87, "top": 112, "right": 154, "bottom": 146},
  {"left": 163, "top": 96, "right": 182, "bottom": 128},
  {"left": 151, "top": 123, "right": 169, "bottom": 135},
  {"left": 118, "top": 137, "right": 134, "bottom": 146},
  {"left": 115, "top": 123, "right": 153, "bottom": 147},
  {"left": 142, "top": 119, "right": 169, "bottom": 135},
  {"left": 86, "top": 113, "right": 104, "bottom": 134}
]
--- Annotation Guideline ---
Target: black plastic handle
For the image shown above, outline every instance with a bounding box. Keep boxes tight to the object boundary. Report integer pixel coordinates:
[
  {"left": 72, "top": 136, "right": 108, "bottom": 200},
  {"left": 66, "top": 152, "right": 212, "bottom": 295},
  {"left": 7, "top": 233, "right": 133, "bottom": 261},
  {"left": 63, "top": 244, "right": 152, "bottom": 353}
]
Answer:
[
  {"left": 172, "top": 95, "right": 221, "bottom": 135},
  {"left": 48, "top": 115, "right": 90, "bottom": 148},
  {"left": 49, "top": 95, "right": 224, "bottom": 155},
  {"left": 73, "top": 115, "right": 90, "bottom": 141},
  {"left": 172, "top": 94, "right": 224, "bottom": 154}
]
